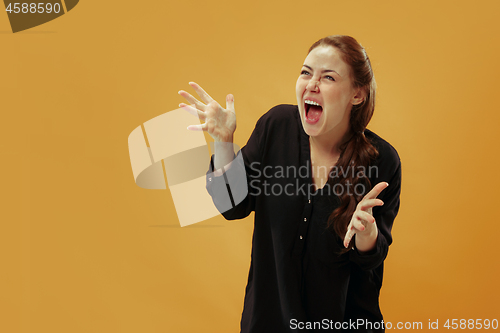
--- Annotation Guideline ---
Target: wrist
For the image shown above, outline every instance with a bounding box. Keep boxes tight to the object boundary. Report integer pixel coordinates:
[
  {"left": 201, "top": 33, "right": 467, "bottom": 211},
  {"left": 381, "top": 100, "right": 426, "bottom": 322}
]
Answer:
[{"left": 215, "top": 134, "right": 234, "bottom": 143}]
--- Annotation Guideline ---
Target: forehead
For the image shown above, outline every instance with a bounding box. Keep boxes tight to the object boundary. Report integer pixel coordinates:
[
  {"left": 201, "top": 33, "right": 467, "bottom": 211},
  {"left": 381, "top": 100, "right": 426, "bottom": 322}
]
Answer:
[{"left": 303, "top": 45, "right": 351, "bottom": 77}]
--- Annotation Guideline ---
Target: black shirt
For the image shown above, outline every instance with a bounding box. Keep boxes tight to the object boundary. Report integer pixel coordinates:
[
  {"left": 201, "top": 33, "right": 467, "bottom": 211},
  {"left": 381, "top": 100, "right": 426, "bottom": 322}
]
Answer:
[{"left": 206, "top": 105, "right": 401, "bottom": 332}]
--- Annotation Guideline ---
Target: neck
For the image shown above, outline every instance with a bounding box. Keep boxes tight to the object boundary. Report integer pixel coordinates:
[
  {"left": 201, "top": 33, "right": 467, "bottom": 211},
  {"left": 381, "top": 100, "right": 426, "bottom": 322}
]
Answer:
[{"left": 309, "top": 124, "right": 353, "bottom": 158}]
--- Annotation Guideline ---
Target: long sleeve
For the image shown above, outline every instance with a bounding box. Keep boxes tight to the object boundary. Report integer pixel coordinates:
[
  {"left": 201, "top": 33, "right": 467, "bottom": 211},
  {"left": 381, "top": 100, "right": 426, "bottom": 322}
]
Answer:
[
  {"left": 205, "top": 113, "right": 265, "bottom": 221},
  {"left": 349, "top": 132, "right": 402, "bottom": 271}
]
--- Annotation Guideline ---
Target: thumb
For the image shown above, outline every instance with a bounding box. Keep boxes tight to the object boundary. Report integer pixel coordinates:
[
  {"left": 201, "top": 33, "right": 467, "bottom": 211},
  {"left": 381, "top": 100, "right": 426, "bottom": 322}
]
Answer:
[{"left": 226, "top": 94, "right": 235, "bottom": 112}]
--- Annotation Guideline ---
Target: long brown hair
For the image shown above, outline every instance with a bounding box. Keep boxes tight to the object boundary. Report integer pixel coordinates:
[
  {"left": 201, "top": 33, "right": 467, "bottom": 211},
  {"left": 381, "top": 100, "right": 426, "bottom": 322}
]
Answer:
[{"left": 308, "top": 36, "right": 379, "bottom": 249}]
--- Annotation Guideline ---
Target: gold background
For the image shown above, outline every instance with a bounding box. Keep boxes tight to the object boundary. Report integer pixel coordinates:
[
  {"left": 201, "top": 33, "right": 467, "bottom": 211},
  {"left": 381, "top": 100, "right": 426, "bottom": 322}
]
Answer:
[{"left": 1, "top": 0, "right": 499, "bottom": 331}]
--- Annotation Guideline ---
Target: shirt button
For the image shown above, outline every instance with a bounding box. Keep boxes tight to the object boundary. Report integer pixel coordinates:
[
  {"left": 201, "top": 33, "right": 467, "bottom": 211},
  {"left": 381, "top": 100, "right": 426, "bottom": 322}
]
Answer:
[
  {"left": 208, "top": 177, "right": 212, "bottom": 182},
  {"left": 303, "top": 218, "right": 307, "bottom": 222},
  {"left": 308, "top": 199, "right": 311, "bottom": 204},
  {"left": 299, "top": 235, "right": 303, "bottom": 240}
]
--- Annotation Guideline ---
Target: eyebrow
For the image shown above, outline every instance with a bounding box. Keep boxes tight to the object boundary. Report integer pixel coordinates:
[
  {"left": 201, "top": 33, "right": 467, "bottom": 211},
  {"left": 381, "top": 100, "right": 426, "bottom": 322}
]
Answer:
[{"left": 302, "top": 64, "right": 341, "bottom": 77}]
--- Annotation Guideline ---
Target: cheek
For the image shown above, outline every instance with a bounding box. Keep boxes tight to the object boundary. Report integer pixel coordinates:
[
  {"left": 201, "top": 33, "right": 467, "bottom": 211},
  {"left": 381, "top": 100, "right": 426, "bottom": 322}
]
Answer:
[
  {"left": 325, "top": 88, "right": 351, "bottom": 108},
  {"left": 296, "top": 82, "right": 304, "bottom": 105},
  {"left": 295, "top": 79, "right": 303, "bottom": 95}
]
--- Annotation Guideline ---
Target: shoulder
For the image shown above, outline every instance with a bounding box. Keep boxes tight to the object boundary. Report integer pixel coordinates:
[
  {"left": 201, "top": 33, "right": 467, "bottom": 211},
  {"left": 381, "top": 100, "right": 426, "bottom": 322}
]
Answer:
[
  {"left": 365, "top": 129, "right": 401, "bottom": 178},
  {"left": 256, "top": 104, "right": 299, "bottom": 127},
  {"left": 253, "top": 104, "right": 300, "bottom": 138}
]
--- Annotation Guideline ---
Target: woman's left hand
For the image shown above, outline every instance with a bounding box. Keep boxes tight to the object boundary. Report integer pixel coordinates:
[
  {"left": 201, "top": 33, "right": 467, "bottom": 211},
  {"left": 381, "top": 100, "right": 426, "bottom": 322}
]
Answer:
[{"left": 343, "top": 182, "right": 389, "bottom": 250}]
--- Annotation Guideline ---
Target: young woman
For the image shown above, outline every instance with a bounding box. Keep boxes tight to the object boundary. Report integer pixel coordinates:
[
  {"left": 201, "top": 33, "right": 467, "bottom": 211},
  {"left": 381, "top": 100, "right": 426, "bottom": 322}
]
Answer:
[{"left": 179, "top": 35, "right": 401, "bottom": 333}]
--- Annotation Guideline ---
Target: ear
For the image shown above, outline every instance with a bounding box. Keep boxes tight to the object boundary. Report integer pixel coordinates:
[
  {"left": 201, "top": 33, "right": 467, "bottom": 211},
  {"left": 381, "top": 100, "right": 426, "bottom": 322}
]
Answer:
[{"left": 351, "top": 88, "right": 367, "bottom": 106}]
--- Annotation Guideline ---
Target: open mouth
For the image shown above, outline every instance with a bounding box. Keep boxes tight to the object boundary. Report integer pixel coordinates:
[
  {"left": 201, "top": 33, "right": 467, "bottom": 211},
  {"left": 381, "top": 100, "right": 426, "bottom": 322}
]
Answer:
[{"left": 305, "top": 100, "right": 323, "bottom": 123}]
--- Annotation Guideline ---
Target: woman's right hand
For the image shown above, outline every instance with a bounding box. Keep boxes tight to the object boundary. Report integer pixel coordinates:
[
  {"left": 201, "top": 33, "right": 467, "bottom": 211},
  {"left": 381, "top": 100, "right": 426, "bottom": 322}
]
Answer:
[{"left": 178, "top": 82, "right": 236, "bottom": 142}]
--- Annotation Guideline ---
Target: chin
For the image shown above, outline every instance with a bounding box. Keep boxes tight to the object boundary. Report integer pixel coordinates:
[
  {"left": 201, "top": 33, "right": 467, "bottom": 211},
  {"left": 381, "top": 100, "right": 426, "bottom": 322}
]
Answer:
[{"left": 302, "top": 121, "right": 323, "bottom": 137}]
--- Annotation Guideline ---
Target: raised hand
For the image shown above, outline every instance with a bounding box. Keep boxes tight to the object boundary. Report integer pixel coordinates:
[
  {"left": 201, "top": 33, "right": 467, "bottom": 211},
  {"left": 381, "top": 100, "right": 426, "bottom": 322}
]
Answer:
[
  {"left": 343, "top": 182, "right": 389, "bottom": 250},
  {"left": 178, "top": 82, "right": 236, "bottom": 143}
]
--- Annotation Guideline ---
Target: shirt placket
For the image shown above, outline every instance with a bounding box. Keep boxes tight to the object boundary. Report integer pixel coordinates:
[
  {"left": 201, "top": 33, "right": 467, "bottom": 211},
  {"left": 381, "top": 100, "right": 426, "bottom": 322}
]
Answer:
[{"left": 292, "top": 195, "right": 313, "bottom": 257}]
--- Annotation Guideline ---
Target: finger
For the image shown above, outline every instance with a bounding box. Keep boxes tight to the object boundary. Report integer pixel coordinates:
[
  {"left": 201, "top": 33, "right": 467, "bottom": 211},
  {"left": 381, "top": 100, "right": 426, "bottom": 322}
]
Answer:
[
  {"left": 357, "top": 199, "right": 384, "bottom": 211},
  {"left": 364, "top": 182, "right": 389, "bottom": 200},
  {"left": 179, "top": 103, "right": 207, "bottom": 121},
  {"left": 356, "top": 210, "right": 376, "bottom": 223},
  {"left": 178, "top": 90, "right": 207, "bottom": 111},
  {"left": 344, "top": 223, "right": 354, "bottom": 248},
  {"left": 186, "top": 123, "right": 207, "bottom": 131},
  {"left": 344, "top": 228, "right": 354, "bottom": 248},
  {"left": 226, "top": 94, "right": 235, "bottom": 112},
  {"left": 189, "top": 82, "right": 215, "bottom": 104},
  {"left": 357, "top": 210, "right": 375, "bottom": 223},
  {"left": 352, "top": 216, "right": 366, "bottom": 231}
]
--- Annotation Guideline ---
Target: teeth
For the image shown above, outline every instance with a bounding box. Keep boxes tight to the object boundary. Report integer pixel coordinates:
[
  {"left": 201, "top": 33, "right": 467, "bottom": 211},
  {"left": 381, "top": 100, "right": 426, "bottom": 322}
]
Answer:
[{"left": 305, "top": 100, "right": 321, "bottom": 107}]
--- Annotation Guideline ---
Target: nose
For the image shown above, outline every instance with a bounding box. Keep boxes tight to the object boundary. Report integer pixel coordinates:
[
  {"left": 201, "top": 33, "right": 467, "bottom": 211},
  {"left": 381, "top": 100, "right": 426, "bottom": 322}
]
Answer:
[{"left": 306, "top": 78, "right": 320, "bottom": 92}]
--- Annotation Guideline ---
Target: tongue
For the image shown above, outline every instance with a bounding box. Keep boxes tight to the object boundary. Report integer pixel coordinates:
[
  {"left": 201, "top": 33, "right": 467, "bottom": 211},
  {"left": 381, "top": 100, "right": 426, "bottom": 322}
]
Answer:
[{"left": 307, "top": 105, "right": 322, "bottom": 122}]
